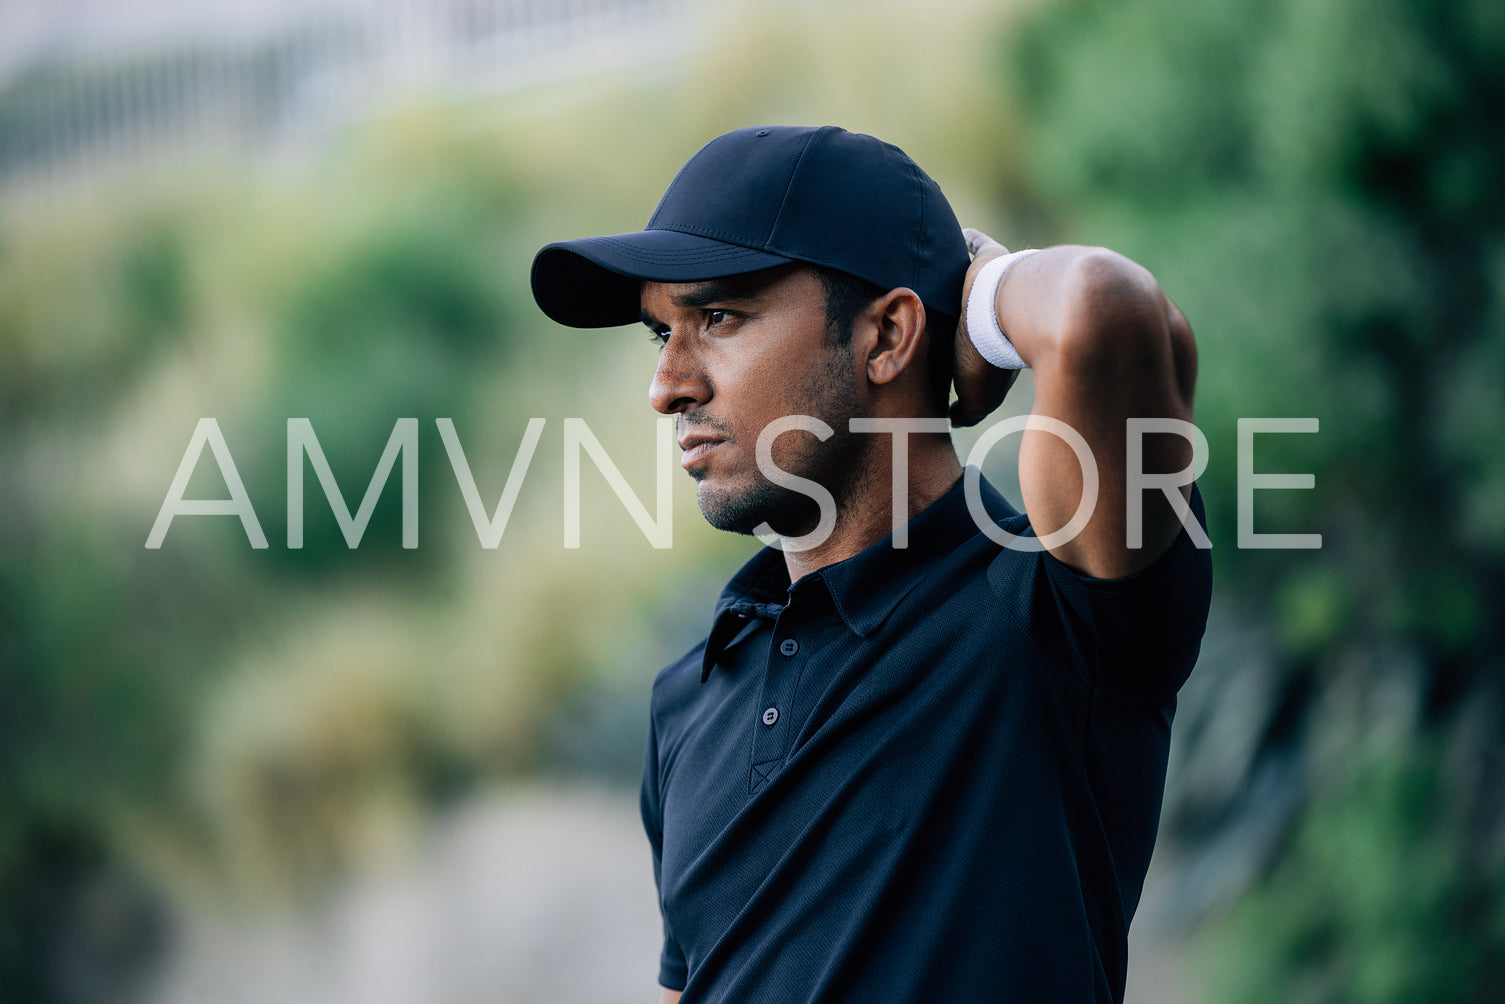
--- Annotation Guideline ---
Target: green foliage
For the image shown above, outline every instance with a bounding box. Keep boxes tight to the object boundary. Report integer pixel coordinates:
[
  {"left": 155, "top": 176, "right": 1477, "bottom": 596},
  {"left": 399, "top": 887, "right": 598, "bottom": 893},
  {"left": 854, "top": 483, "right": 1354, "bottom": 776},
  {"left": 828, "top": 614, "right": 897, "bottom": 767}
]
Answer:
[
  {"left": 1004, "top": 0, "right": 1505, "bottom": 996},
  {"left": 0, "top": 203, "right": 196, "bottom": 422},
  {"left": 255, "top": 204, "right": 512, "bottom": 569},
  {"left": 279, "top": 207, "right": 506, "bottom": 363},
  {"left": 1006, "top": 0, "right": 1505, "bottom": 655},
  {"left": 0, "top": 101, "right": 726, "bottom": 996},
  {"left": 118, "top": 221, "right": 190, "bottom": 350},
  {"left": 1197, "top": 744, "right": 1505, "bottom": 1003}
]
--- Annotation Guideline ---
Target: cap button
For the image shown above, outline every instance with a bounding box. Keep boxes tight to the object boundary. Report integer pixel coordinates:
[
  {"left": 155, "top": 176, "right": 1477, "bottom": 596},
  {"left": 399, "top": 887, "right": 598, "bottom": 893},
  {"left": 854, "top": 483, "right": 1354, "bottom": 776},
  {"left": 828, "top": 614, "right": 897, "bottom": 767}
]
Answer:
[{"left": 755, "top": 129, "right": 771, "bottom": 137}]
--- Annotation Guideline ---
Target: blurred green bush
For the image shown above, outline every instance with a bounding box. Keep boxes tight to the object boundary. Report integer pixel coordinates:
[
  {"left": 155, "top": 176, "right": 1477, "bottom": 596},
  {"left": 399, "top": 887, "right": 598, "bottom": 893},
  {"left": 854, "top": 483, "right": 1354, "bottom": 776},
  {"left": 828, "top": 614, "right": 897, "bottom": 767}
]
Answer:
[
  {"left": 1003, "top": 0, "right": 1505, "bottom": 997},
  {"left": 1198, "top": 740, "right": 1505, "bottom": 1003},
  {"left": 0, "top": 102, "right": 737, "bottom": 998}
]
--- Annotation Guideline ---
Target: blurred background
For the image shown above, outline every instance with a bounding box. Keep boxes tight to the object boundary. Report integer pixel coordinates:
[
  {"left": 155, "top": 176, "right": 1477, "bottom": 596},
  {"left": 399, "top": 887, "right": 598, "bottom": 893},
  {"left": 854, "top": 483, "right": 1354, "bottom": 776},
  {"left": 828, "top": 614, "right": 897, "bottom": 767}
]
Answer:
[{"left": 2, "top": 0, "right": 1503, "bottom": 1001}]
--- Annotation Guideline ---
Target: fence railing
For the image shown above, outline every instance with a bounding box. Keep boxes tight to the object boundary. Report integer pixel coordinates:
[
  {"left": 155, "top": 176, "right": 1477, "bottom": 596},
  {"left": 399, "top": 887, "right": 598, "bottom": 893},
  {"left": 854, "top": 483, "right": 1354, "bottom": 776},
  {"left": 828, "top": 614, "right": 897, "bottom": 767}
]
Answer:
[{"left": 0, "top": 0, "right": 683, "bottom": 194}]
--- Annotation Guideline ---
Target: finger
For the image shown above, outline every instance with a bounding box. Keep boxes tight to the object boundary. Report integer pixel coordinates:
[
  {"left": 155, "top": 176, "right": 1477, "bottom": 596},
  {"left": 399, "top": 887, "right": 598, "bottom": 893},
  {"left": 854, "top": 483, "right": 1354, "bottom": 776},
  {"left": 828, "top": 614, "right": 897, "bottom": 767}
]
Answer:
[
  {"left": 962, "top": 227, "right": 1006, "bottom": 258},
  {"left": 961, "top": 227, "right": 993, "bottom": 255}
]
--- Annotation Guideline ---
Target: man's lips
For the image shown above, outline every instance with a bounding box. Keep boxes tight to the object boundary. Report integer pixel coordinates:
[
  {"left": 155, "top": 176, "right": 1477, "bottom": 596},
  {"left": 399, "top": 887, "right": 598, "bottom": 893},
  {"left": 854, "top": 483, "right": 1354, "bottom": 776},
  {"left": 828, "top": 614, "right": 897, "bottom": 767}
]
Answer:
[{"left": 678, "top": 433, "right": 725, "bottom": 469}]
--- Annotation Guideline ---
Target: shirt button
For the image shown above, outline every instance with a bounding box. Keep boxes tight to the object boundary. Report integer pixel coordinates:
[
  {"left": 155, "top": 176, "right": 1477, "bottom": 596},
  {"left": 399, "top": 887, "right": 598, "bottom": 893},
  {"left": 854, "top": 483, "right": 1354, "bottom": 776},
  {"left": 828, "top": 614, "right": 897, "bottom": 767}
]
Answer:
[
  {"left": 762, "top": 707, "right": 779, "bottom": 726},
  {"left": 779, "top": 638, "right": 799, "bottom": 657}
]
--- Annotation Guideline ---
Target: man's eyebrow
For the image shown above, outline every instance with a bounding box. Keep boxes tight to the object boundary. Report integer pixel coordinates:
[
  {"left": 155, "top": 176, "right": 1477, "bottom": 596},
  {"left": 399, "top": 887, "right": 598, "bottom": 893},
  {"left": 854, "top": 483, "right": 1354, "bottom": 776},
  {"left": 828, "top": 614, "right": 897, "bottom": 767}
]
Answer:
[
  {"left": 641, "top": 271, "right": 786, "bottom": 326},
  {"left": 671, "top": 280, "right": 763, "bottom": 309}
]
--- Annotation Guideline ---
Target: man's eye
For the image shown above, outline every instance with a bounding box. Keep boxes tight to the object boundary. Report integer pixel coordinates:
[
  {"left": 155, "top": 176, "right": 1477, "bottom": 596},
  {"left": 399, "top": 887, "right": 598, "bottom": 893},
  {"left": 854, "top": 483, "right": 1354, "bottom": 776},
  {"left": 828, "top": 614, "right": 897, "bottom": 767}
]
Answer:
[
  {"left": 647, "top": 326, "right": 670, "bottom": 345},
  {"left": 707, "top": 309, "right": 732, "bottom": 326}
]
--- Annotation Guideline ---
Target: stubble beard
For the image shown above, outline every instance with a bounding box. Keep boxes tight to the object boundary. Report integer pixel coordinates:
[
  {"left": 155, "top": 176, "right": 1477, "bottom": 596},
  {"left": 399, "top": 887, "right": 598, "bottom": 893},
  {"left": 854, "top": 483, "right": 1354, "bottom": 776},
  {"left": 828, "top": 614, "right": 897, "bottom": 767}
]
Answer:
[{"left": 693, "top": 347, "right": 868, "bottom": 539}]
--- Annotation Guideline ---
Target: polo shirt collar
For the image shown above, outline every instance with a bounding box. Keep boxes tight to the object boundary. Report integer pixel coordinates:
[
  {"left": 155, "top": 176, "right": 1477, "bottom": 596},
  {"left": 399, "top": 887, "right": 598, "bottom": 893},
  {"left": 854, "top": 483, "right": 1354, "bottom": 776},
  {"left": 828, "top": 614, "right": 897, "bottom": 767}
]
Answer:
[
  {"left": 700, "top": 471, "right": 1019, "bottom": 681},
  {"left": 820, "top": 471, "right": 1017, "bottom": 637},
  {"left": 700, "top": 547, "right": 788, "bottom": 682}
]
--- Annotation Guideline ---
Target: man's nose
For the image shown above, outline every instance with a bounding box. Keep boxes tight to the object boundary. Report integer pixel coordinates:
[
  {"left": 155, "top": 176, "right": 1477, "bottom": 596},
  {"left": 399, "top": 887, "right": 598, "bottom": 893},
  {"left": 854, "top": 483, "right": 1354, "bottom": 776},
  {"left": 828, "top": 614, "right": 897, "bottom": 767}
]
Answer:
[{"left": 649, "top": 339, "right": 710, "bottom": 415}]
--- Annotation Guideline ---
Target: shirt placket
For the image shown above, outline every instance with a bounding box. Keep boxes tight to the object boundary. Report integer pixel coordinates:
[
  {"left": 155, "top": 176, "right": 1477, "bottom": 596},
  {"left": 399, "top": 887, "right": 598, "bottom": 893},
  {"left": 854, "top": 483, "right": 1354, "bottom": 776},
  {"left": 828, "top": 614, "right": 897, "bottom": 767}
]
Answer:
[{"left": 748, "top": 604, "right": 808, "bottom": 795}]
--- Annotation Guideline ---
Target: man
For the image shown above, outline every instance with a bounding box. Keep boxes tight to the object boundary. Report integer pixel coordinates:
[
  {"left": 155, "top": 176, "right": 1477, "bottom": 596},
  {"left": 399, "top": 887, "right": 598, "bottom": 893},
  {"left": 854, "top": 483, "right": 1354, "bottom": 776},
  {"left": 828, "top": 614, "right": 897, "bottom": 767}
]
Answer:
[{"left": 531, "top": 125, "right": 1210, "bottom": 1003}]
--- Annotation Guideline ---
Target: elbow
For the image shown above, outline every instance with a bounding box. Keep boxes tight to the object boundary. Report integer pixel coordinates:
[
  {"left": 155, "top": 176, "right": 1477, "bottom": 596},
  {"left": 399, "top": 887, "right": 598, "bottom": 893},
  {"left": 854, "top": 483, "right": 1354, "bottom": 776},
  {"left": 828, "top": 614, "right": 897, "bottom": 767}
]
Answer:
[{"left": 1054, "top": 248, "right": 1190, "bottom": 386}]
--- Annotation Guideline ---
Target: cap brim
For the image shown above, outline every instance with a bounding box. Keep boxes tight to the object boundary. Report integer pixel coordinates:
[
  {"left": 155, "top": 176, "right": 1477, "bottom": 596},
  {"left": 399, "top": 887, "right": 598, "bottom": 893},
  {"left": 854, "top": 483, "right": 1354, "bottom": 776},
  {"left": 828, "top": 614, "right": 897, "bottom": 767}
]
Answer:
[{"left": 530, "top": 229, "right": 796, "bottom": 328}]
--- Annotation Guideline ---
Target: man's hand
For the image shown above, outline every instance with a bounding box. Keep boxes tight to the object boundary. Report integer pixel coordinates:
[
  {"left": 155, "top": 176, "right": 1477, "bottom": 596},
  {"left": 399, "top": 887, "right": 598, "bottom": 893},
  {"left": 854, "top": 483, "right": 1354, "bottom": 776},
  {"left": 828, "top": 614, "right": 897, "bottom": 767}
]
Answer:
[{"left": 950, "top": 227, "right": 1023, "bottom": 427}]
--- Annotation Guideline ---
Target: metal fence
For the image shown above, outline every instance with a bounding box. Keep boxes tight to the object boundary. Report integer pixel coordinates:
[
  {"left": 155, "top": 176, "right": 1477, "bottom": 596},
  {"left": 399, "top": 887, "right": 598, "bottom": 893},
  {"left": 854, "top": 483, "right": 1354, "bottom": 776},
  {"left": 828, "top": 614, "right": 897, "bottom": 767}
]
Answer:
[{"left": 0, "top": 0, "right": 684, "bottom": 193}]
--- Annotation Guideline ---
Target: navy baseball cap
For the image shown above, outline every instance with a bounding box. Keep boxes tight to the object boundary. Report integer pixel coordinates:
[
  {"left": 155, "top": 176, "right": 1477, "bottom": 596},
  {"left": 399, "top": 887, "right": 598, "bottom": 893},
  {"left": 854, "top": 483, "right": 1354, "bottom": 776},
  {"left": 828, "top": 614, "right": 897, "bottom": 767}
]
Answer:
[{"left": 530, "top": 125, "right": 970, "bottom": 328}]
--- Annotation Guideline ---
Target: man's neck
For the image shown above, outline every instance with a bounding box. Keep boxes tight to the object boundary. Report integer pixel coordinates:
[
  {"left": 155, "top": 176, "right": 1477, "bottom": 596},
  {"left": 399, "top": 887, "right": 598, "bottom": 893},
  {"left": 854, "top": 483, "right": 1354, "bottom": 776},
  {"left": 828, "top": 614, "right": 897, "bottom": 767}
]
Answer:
[{"left": 782, "top": 435, "right": 962, "bottom": 583}]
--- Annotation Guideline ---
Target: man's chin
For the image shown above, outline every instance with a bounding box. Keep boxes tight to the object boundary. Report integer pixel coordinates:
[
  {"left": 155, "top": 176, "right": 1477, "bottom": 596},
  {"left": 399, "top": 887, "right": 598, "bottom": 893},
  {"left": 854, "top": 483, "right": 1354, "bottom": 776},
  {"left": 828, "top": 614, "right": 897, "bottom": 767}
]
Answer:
[{"left": 696, "top": 479, "right": 823, "bottom": 539}]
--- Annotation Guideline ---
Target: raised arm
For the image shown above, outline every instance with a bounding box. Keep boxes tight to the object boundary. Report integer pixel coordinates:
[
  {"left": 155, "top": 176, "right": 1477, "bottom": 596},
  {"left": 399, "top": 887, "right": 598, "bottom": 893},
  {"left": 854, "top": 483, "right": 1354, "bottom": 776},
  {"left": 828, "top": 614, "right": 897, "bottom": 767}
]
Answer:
[{"left": 952, "top": 231, "right": 1198, "bottom": 579}]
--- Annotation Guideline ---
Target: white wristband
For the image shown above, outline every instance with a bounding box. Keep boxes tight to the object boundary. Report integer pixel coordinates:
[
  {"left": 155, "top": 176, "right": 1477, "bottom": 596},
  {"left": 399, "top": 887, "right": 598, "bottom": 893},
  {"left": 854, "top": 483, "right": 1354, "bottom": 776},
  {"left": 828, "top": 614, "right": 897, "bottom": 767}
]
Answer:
[{"left": 965, "top": 248, "right": 1039, "bottom": 370}]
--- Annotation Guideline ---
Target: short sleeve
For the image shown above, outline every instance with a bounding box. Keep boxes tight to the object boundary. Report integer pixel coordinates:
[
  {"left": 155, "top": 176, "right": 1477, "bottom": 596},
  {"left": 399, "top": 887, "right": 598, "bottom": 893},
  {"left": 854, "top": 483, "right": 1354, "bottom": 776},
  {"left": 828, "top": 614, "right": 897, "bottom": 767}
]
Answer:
[
  {"left": 1073, "top": 484, "right": 1212, "bottom": 704},
  {"left": 640, "top": 710, "right": 689, "bottom": 991},
  {"left": 1006, "top": 484, "right": 1211, "bottom": 705}
]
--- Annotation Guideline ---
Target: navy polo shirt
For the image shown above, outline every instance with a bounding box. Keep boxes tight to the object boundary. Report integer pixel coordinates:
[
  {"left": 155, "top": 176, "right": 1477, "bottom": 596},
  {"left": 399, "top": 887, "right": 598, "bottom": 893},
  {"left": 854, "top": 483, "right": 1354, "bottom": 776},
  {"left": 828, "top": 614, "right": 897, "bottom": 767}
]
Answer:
[{"left": 640, "top": 472, "right": 1212, "bottom": 1002}]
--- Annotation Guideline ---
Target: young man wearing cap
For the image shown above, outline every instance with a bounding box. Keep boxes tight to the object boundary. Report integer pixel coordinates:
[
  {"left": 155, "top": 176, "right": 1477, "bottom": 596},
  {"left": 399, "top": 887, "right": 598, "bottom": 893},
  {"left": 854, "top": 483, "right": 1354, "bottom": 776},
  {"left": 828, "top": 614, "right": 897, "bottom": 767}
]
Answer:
[{"left": 532, "top": 126, "right": 1210, "bottom": 1003}]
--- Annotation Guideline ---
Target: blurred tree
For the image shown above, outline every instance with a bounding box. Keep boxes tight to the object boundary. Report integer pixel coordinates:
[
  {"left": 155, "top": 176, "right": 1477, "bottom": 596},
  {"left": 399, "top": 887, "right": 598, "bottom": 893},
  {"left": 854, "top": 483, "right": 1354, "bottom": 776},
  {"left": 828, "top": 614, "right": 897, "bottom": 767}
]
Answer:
[
  {"left": 256, "top": 201, "right": 511, "bottom": 569},
  {"left": 0, "top": 130, "right": 532, "bottom": 1001},
  {"left": 1003, "top": 0, "right": 1505, "bottom": 997},
  {"left": 1200, "top": 741, "right": 1505, "bottom": 1004},
  {"left": 0, "top": 97, "right": 739, "bottom": 1002}
]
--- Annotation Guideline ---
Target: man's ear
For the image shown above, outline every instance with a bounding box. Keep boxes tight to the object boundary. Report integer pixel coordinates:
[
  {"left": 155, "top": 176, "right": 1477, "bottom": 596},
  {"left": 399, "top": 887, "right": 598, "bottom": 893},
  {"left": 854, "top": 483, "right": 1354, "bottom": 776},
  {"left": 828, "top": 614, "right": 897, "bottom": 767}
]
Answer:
[{"left": 864, "top": 287, "right": 927, "bottom": 387}]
